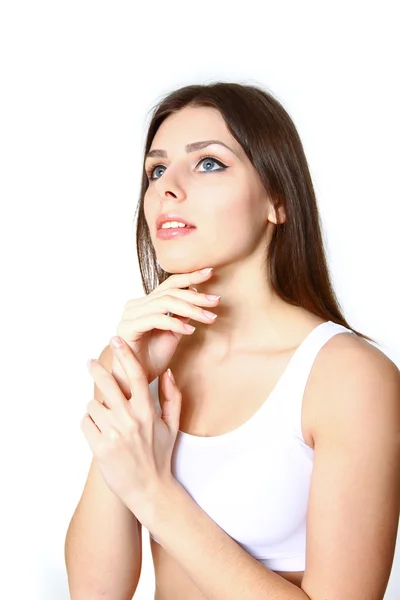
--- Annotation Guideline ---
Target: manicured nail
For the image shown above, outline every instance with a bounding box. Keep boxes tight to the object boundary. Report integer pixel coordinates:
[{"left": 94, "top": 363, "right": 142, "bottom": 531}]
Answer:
[
  {"left": 167, "top": 368, "right": 175, "bottom": 384},
  {"left": 111, "top": 336, "right": 123, "bottom": 348},
  {"left": 202, "top": 310, "right": 218, "bottom": 320},
  {"left": 199, "top": 267, "right": 213, "bottom": 274}
]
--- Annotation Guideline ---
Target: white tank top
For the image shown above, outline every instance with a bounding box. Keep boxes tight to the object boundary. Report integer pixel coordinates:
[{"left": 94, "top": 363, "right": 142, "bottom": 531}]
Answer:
[{"left": 148, "top": 320, "right": 355, "bottom": 572}]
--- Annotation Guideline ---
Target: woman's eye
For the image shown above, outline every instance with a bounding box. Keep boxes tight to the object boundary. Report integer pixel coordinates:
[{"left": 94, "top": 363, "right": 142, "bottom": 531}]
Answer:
[
  {"left": 197, "top": 157, "right": 224, "bottom": 173},
  {"left": 146, "top": 156, "right": 227, "bottom": 181}
]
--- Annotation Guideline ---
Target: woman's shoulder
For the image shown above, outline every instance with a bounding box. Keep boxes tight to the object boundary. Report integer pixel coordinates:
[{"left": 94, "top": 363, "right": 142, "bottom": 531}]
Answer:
[
  {"left": 306, "top": 326, "right": 400, "bottom": 440},
  {"left": 316, "top": 326, "right": 396, "bottom": 374}
]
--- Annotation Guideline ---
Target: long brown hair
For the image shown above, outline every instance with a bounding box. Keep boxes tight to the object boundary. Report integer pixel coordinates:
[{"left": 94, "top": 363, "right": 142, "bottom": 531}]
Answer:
[{"left": 135, "top": 81, "right": 377, "bottom": 345}]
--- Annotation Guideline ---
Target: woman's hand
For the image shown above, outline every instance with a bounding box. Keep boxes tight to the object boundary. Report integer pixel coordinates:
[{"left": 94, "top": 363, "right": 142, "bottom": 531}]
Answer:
[
  {"left": 81, "top": 335, "right": 182, "bottom": 526},
  {"left": 111, "top": 267, "right": 220, "bottom": 399}
]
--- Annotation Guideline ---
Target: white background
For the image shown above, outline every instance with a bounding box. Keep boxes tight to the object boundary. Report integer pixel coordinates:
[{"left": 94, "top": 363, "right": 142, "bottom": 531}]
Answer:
[{"left": 1, "top": 1, "right": 399, "bottom": 598}]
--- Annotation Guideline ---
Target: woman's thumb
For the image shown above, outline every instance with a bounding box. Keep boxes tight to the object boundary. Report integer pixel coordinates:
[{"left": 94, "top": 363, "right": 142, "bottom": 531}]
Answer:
[{"left": 160, "top": 369, "right": 182, "bottom": 433}]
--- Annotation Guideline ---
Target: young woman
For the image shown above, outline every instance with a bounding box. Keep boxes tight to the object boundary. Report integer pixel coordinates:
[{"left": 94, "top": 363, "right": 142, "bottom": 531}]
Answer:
[{"left": 65, "top": 82, "right": 400, "bottom": 600}]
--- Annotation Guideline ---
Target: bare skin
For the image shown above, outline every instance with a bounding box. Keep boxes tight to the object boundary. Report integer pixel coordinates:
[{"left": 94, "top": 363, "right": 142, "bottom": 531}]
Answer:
[
  {"left": 149, "top": 309, "right": 327, "bottom": 598},
  {"left": 143, "top": 105, "right": 291, "bottom": 361},
  {"left": 140, "top": 105, "right": 357, "bottom": 597}
]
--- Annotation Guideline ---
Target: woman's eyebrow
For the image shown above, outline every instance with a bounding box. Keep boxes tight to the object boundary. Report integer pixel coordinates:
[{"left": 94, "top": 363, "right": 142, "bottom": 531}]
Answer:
[{"left": 145, "top": 140, "right": 238, "bottom": 159}]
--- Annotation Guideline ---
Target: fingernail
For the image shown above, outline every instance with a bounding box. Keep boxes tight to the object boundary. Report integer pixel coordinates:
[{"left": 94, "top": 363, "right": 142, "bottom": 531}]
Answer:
[
  {"left": 202, "top": 310, "right": 218, "bottom": 320},
  {"left": 167, "top": 368, "right": 175, "bottom": 384},
  {"left": 111, "top": 336, "right": 123, "bottom": 348},
  {"left": 199, "top": 267, "right": 213, "bottom": 274}
]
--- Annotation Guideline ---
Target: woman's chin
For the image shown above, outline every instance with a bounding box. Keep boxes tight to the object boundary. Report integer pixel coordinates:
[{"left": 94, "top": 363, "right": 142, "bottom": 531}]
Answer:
[{"left": 157, "top": 260, "right": 205, "bottom": 275}]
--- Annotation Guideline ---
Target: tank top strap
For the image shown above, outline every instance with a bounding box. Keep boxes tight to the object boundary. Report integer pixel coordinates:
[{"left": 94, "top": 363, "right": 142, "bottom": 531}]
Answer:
[
  {"left": 148, "top": 321, "right": 357, "bottom": 442},
  {"left": 276, "top": 320, "right": 356, "bottom": 442}
]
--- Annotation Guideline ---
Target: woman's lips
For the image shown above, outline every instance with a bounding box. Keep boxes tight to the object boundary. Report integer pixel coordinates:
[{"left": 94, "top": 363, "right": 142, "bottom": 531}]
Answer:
[{"left": 156, "top": 226, "right": 196, "bottom": 240}]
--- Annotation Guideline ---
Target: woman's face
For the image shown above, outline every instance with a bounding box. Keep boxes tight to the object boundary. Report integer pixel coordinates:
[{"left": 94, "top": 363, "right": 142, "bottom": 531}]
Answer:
[{"left": 143, "top": 106, "right": 272, "bottom": 274}]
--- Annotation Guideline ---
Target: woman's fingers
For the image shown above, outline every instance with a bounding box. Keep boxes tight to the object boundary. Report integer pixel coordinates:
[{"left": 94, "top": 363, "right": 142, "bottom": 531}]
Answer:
[
  {"left": 85, "top": 398, "right": 118, "bottom": 436},
  {"left": 123, "top": 267, "right": 215, "bottom": 310},
  {"left": 121, "top": 293, "right": 219, "bottom": 330},
  {"left": 87, "top": 359, "right": 134, "bottom": 423},
  {"left": 157, "top": 267, "right": 214, "bottom": 292},
  {"left": 116, "top": 312, "right": 197, "bottom": 341},
  {"left": 124, "top": 286, "right": 219, "bottom": 311},
  {"left": 111, "top": 355, "right": 133, "bottom": 400}
]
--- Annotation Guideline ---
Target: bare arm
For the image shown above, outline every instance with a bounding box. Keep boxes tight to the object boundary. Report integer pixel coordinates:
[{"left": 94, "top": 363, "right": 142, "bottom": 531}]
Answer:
[
  {"left": 64, "top": 344, "right": 143, "bottom": 600},
  {"left": 143, "top": 336, "right": 400, "bottom": 600}
]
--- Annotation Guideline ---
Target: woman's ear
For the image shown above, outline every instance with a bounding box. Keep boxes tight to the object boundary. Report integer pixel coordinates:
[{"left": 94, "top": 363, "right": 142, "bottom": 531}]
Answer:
[{"left": 267, "top": 202, "right": 286, "bottom": 225}]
